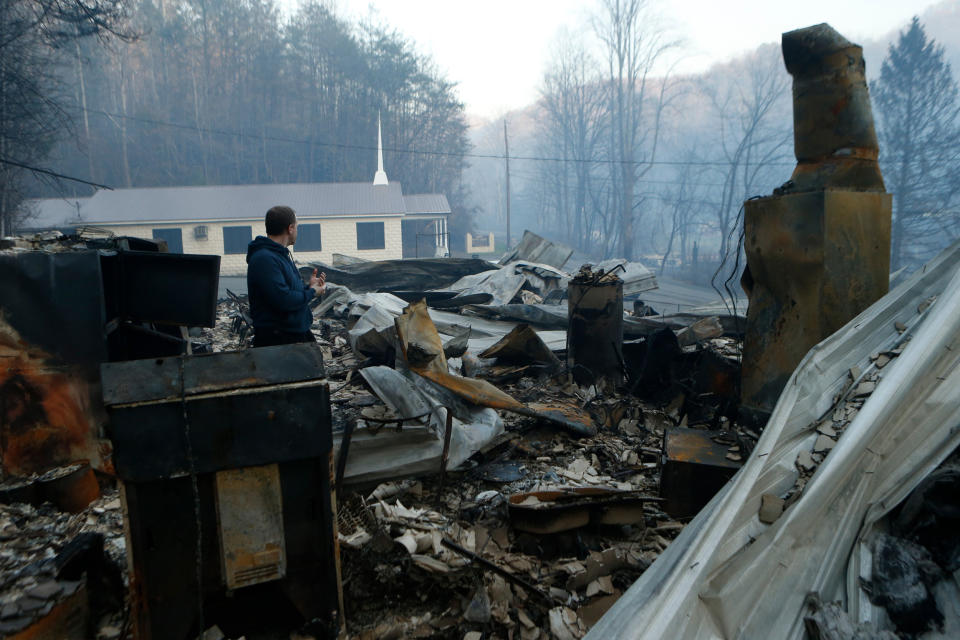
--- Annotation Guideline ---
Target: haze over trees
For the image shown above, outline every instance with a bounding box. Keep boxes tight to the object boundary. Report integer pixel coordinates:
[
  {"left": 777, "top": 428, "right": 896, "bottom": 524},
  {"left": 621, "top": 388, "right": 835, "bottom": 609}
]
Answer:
[
  {"left": 6, "top": 0, "right": 960, "bottom": 274},
  {"left": 479, "top": 9, "right": 960, "bottom": 279},
  {"left": 523, "top": 5, "right": 791, "bottom": 278},
  {"left": 871, "top": 17, "right": 960, "bottom": 270},
  {"left": 15, "top": 0, "right": 474, "bottom": 248},
  {"left": 0, "top": 0, "right": 128, "bottom": 235}
]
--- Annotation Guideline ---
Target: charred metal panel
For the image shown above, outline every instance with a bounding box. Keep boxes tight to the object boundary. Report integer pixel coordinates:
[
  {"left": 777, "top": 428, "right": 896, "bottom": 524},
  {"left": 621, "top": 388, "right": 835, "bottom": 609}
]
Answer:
[
  {"left": 0, "top": 251, "right": 108, "bottom": 366},
  {"left": 100, "top": 250, "right": 220, "bottom": 327},
  {"left": 105, "top": 377, "right": 331, "bottom": 483},
  {"left": 102, "top": 348, "right": 339, "bottom": 639},
  {"left": 567, "top": 278, "right": 624, "bottom": 385},
  {"left": 0, "top": 315, "right": 106, "bottom": 475},
  {"left": 101, "top": 343, "right": 326, "bottom": 406},
  {"left": 660, "top": 428, "right": 741, "bottom": 518}
]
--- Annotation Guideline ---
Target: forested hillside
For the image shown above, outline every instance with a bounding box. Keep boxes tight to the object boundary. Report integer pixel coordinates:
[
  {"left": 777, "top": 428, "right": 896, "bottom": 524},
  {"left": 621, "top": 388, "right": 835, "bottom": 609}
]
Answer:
[{"left": 14, "top": 0, "right": 473, "bottom": 245}]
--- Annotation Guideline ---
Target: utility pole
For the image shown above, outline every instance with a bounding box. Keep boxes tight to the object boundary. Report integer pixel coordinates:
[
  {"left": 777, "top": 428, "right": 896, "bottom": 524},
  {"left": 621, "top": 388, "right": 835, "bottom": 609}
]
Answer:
[{"left": 503, "top": 118, "right": 511, "bottom": 248}]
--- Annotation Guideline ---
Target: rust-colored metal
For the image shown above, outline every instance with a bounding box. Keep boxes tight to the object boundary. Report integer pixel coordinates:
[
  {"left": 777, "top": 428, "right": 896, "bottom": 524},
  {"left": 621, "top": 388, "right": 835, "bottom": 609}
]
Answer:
[
  {"left": 740, "top": 23, "right": 891, "bottom": 420},
  {"left": 395, "top": 302, "right": 596, "bottom": 436},
  {"left": 8, "top": 583, "right": 89, "bottom": 640},
  {"left": 507, "top": 487, "right": 651, "bottom": 534},
  {"left": 394, "top": 300, "right": 448, "bottom": 374},
  {"left": 660, "top": 428, "right": 742, "bottom": 518},
  {"left": 37, "top": 463, "right": 101, "bottom": 513},
  {"left": 0, "top": 317, "right": 105, "bottom": 476},
  {"left": 478, "top": 324, "right": 561, "bottom": 368}
]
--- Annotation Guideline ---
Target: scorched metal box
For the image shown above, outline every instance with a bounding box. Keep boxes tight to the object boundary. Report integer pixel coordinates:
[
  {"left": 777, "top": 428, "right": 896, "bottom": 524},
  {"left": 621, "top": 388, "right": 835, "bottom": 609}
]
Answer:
[{"left": 101, "top": 344, "right": 340, "bottom": 640}]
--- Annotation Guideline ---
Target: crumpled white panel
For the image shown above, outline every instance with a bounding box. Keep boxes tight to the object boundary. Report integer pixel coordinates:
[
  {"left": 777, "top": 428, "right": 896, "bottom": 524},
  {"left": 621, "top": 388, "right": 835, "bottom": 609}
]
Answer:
[{"left": 587, "top": 241, "right": 960, "bottom": 640}]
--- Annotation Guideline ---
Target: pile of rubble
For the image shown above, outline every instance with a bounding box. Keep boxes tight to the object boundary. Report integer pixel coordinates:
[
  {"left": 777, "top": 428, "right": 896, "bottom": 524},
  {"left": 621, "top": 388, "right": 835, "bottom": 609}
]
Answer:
[
  {"left": 190, "top": 237, "right": 748, "bottom": 638},
  {"left": 1, "top": 229, "right": 749, "bottom": 639},
  {"left": 0, "top": 488, "right": 126, "bottom": 638}
]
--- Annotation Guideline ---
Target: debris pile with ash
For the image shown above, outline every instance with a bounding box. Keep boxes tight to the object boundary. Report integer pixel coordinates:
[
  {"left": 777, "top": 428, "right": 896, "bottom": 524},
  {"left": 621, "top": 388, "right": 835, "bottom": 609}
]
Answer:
[{"left": 0, "top": 489, "right": 127, "bottom": 638}]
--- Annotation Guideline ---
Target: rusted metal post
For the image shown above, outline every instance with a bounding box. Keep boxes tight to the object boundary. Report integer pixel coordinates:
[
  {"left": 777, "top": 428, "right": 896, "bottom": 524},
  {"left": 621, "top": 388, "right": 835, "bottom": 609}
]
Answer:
[
  {"left": 740, "top": 23, "right": 891, "bottom": 424},
  {"left": 567, "top": 269, "right": 624, "bottom": 386}
]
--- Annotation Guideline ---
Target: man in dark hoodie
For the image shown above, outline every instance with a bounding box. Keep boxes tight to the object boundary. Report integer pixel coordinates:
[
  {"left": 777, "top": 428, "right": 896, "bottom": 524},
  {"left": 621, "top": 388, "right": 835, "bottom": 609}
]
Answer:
[{"left": 246, "top": 205, "right": 326, "bottom": 347}]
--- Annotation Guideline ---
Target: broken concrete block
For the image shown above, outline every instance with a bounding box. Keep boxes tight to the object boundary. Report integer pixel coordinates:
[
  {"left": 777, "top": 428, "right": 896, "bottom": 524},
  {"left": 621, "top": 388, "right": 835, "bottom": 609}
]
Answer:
[
  {"left": 796, "top": 449, "right": 816, "bottom": 472},
  {"left": 813, "top": 434, "right": 836, "bottom": 453},
  {"left": 853, "top": 381, "right": 876, "bottom": 397},
  {"left": 759, "top": 494, "right": 785, "bottom": 524},
  {"left": 817, "top": 423, "right": 837, "bottom": 438}
]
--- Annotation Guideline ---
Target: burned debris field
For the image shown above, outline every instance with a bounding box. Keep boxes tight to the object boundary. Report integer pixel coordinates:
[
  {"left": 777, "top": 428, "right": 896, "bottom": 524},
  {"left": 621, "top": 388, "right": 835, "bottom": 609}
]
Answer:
[
  {"left": 4, "top": 8, "right": 960, "bottom": 640},
  {"left": 1, "top": 229, "right": 750, "bottom": 639}
]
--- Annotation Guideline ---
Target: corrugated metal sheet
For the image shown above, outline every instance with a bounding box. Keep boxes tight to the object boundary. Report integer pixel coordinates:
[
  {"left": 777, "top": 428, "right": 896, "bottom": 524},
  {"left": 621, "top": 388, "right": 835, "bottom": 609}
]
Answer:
[
  {"left": 403, "top": 194, "right": 451, "bottom": 215},
  {"left": 587, "top": 240, "right": 960, "bottom": 640},
  {"left": 79, "top": 182, "right": 412, "bottom": 224}
]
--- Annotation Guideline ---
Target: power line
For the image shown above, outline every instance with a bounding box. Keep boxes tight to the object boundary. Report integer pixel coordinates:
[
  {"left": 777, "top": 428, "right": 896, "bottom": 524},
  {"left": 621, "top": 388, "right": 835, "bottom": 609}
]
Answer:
[
  {"left": 81, "top": 107, "right": 796, "bottom": 169},
  {"left": 508, "top": 167, "right": 732, "bottom": 189},
  {"left": 0, "top": 157, "right": 112, "bottom": 190}
]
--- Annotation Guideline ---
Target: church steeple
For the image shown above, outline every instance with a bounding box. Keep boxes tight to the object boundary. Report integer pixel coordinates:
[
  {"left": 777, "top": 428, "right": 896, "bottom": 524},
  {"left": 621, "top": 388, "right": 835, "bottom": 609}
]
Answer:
[{"left": 373, "top": 111, "right": 389, "bottom": 186}]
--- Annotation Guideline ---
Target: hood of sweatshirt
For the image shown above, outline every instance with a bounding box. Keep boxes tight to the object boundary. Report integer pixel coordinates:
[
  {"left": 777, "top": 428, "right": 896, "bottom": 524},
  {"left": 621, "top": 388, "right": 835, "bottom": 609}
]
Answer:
[{"left": 246, "top": 235, "right": 287, "bottom": 264}]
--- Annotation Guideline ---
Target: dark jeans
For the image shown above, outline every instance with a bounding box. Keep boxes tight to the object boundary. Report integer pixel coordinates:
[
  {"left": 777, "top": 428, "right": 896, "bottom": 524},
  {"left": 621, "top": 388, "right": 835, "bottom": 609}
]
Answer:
[{"left": 253, "top": 328, "right": 316, "bottom": 348}]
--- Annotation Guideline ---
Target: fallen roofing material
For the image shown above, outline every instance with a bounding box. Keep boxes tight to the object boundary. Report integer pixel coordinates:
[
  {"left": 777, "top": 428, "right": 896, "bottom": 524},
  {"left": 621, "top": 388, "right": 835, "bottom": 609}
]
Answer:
[
  {"left": 498, "top": 230, "right": 574, "bottom": 270},
  {"left": 303, "top": 257, "right": 497, "bottom": 292},
  {"left": 466, "top": 303, "right": 737, "bottom": 339},
  {"left": 448, "top": 260, "right": 570, "bottom": 306},
  {"left": 395, "top": 301, "right": 596, "bottom": 436},
  {"left": 593, "top": 259, "right": 658, "bottom": 297},
  {"left": 346, "top": 366, "right": 503, "bottom": 485},
  {"left": 587, "top": 240, "right": 960, "bottom": 639}
]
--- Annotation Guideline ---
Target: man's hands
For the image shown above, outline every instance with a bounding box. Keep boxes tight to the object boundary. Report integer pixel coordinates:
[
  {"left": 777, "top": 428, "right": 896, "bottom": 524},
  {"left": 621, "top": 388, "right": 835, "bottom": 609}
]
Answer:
[{"left": 309, "top": 268, "right": 326, "bottom": 296}]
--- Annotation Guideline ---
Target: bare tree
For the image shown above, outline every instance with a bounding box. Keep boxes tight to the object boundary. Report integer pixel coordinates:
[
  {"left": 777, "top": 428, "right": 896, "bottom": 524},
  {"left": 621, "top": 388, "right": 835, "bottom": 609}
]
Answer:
[
  {"left": 593, "top": 0, "right": 676, "bottom": 259},
  {"left": 533, "top": 32, "right": 607, "bottom": 253},
  {"left": 700, "top": 45, "right": 791, "bottom": 262},
  {"left": 657, "top": 146, "right": 712, "bottom": 275},
  {"left": 0, "top": 0, "right": 128, "bottom": 234}
]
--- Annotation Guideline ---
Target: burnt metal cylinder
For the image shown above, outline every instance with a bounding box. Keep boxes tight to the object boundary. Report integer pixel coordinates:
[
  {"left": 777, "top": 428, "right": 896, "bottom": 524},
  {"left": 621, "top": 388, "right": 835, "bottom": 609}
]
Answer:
[
  {"left": 783, "top": 23, "right": 878, "bottom": 162},
  {"left": 567, "top": 277, "right": 624, "bottom": 385},
  {"left": 782, "top": 23, "right": 885, "bottom": 192}
]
